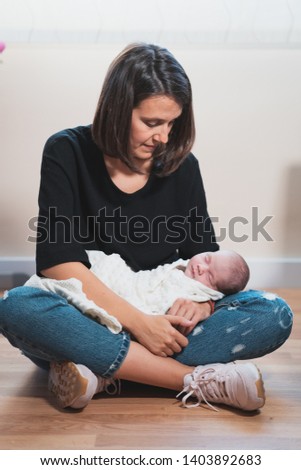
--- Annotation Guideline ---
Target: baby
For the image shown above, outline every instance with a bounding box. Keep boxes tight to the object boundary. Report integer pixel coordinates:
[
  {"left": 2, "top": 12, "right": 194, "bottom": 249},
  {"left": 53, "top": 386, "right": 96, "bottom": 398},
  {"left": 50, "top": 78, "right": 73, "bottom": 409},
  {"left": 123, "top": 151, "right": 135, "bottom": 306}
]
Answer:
[
  {"left": 86, "top": 249, "right": 250, "bottom": 316},
  {"left": 25, "top": 249, "right": 250, "bottom": 333},
  {"left": 183, "top": 250, "right": 250, "bottom": 296}
]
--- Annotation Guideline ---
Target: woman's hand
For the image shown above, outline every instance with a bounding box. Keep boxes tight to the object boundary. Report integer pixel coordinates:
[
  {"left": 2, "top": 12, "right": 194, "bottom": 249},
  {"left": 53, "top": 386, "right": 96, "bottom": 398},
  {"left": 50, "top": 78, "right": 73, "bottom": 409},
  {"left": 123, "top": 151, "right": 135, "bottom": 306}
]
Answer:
[
  {"left": 132, "top": 314, "right": 192, "bottom": 357},
  {"left": 167, "top": 299, "right": 211, "bottom": 336}
]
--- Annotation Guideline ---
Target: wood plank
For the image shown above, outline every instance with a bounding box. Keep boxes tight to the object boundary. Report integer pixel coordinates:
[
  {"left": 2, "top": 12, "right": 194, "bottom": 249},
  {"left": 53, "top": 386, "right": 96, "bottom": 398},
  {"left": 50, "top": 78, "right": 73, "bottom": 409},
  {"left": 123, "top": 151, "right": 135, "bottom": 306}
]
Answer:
[{"left": 0, "top": 289, "right": 300, "bottom": 450}]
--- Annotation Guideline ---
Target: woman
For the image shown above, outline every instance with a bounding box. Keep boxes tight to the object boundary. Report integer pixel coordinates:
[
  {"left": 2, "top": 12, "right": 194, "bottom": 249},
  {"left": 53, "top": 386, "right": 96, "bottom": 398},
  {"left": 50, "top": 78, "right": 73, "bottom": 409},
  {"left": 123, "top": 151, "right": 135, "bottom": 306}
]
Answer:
[{"left": 0, "top": 43, "right": 293, "bottom": 411}]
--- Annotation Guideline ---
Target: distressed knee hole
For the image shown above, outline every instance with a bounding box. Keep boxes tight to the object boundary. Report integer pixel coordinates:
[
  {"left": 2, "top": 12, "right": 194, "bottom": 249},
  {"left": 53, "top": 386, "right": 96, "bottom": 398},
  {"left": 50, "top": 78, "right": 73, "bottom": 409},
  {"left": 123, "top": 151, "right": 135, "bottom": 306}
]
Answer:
[
  {"left": 2, "top": 290, "right": 8, "bottom": 300},
  {"left": 278, "top": 305, "right": 293, "bottom": 329},
  {"left": 231, "top": 344, "right": 246, "bottom": 354},
  {"left": 261, "top": 292, "right": 278, "bottom": 301},
  {"left": 192, "top": 325, "right": 204, "bottom": 336}
]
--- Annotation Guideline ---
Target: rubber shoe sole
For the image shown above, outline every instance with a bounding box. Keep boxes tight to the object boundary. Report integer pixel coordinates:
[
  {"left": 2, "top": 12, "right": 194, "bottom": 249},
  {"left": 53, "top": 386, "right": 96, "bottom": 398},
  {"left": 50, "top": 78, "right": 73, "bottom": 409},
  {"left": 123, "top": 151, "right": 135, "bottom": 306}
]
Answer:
[
  {"left": 251, "top": 364, "right": 266, "bottom": 409},
  {"left": 48, "top": 361, "right": 97, "bottom": 409}
]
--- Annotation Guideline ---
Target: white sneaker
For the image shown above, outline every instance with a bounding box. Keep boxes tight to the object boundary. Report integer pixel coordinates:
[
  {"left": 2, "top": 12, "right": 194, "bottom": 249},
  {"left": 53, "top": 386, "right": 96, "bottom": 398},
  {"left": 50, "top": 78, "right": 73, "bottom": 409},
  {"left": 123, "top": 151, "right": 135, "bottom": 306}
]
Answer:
[
  {"left": 178, "top": 362, "right": 265, "bottom": 411},
  {"left": 48, "top": 361, "right": 119, "bottom": 409}
]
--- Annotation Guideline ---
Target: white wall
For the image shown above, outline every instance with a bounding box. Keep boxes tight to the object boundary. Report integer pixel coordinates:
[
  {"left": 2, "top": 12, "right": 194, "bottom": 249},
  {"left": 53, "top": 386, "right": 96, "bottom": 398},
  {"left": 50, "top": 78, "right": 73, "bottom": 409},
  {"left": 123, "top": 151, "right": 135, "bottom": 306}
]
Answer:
[
  {"left": 0, "top": 1, "right": 301, "bottom": 287},
  {"left": 1, "top": 0, "right": 301, "bottom": 47}
]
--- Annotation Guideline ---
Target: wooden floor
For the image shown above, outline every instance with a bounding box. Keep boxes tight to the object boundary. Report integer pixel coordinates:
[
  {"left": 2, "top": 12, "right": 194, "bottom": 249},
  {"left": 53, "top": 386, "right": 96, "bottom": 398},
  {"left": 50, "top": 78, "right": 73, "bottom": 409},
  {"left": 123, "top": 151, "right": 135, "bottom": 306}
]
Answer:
[{"left": 0, "top": 288, "right": 300, "bottom": 450}]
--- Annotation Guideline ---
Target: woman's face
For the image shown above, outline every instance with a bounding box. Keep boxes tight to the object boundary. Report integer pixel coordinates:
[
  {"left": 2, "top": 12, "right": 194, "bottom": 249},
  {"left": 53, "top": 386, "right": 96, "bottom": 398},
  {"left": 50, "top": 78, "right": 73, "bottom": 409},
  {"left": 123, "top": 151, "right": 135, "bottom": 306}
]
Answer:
[{"left": 129, "top": 95, "right": 182, "bottom": 166}]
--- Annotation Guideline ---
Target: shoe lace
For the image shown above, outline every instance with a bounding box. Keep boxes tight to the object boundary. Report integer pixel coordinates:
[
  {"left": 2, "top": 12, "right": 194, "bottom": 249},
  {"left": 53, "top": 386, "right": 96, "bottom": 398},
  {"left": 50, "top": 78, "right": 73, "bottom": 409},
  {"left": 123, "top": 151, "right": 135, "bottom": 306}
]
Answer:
[
  {"left": 177, "top": 367, "right": 220, "bottom": 411},
  {"left": 104, "top": 378, "right": 121, "bottom": 395}
]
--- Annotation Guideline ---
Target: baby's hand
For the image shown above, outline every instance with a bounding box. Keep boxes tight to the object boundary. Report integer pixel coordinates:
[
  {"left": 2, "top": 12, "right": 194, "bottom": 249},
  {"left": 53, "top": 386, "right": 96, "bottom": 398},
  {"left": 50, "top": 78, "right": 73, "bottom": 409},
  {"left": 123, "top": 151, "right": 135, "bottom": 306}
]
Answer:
[{"left": 167, "top": 298, "right": 211, "bottom": 336}]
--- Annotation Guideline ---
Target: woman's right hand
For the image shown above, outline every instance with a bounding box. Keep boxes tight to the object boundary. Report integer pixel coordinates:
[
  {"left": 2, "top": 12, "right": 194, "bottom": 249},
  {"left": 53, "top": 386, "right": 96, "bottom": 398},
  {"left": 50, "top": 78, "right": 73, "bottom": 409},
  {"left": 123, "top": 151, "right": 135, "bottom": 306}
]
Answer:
[{"left": 132, "top": 314, "right": 192, "bottom": 357}]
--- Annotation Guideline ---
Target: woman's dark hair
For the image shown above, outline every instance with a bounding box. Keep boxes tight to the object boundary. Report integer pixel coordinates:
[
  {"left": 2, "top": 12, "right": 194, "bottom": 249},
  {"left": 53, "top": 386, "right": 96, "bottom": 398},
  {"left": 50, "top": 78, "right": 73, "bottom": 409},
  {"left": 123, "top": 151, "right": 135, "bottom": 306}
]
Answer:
[{"left": 92, "top": 43, "right": 195, "bottom": 176}]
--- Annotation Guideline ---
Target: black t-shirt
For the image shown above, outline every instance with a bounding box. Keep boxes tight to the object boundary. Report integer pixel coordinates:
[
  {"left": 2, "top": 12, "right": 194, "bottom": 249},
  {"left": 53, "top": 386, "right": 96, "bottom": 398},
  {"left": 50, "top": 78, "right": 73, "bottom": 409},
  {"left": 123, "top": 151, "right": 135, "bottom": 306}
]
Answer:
[{"left": 36, "top": 125, "right": 219, "bottom": 274}]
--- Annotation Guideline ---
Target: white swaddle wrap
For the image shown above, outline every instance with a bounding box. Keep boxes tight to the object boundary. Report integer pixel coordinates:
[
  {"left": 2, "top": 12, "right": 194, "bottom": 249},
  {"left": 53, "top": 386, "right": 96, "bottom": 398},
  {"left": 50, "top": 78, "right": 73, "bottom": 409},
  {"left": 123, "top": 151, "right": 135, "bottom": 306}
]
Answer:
[{"left": 25, "top": 250, "right": 223, "bottom": 334}]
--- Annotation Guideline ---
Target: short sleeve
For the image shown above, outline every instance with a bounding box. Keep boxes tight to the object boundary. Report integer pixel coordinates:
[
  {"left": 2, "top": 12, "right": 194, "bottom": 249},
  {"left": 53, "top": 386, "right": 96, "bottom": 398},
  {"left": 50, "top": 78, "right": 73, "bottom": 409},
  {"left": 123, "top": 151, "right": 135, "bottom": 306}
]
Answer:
[{"left": 36, "top": 132, "right": 90, "bottom": 274}]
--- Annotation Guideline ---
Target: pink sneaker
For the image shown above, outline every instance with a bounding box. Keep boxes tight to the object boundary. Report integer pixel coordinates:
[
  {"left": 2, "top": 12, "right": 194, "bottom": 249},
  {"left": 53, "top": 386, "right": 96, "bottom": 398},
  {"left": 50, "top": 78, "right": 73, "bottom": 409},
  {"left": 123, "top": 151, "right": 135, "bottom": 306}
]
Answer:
[
  {"left": 178, "top": 362, "right": 265, "bottom": 411},
  {"left": 48, "top": 361, "right": 119, "bottom": 409}
]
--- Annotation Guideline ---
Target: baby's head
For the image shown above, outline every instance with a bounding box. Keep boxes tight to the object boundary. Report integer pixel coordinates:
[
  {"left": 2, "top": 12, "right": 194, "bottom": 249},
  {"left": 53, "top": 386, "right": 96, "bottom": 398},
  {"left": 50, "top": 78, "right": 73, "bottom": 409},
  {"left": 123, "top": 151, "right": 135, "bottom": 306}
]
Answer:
[{"left": 184, "top": 250, "right": 250, "bottom": 295}]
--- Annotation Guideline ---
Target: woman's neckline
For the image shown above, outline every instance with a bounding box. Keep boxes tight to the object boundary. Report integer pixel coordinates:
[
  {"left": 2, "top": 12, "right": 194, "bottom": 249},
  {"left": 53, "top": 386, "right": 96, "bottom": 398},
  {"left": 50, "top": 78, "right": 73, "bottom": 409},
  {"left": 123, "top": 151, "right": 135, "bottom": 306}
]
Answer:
[{"left": 102, "top": 154, "right": 153, "bottom": 196}]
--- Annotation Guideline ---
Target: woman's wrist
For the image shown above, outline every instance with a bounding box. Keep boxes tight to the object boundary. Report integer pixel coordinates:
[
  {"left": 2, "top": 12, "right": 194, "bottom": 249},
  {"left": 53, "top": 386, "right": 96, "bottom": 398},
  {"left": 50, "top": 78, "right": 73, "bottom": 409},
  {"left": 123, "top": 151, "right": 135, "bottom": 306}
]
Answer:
[
  {"left": 124, "top": 311, "right": 145, "bottom": 335},
  {"left": 127, "top": 309, "right": 149, "bottom": 337}
]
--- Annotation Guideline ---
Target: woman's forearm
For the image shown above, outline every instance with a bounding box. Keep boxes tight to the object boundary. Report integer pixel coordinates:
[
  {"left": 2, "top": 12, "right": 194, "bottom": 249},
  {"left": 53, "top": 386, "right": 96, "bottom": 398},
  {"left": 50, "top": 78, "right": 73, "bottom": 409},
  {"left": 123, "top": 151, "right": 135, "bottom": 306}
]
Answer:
[{"left": 41, "top": 261, "right": 146, "bottom": 334}]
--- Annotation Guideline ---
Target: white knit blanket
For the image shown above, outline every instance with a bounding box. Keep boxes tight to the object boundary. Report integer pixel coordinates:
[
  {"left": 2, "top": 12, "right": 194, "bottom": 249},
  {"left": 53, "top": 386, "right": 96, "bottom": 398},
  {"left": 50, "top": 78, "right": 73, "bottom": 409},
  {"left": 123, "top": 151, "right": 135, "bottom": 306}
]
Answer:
[{"left": 25, "top": 251, "right": 223, "bottom": 334}]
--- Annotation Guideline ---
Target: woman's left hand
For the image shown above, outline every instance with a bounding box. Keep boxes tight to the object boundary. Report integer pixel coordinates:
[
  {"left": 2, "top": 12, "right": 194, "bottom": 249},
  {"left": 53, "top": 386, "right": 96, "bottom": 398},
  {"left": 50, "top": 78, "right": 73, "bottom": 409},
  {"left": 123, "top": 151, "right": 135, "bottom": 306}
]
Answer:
[{"left": 167, "top": 299, "right": 211, "bottom": 336}]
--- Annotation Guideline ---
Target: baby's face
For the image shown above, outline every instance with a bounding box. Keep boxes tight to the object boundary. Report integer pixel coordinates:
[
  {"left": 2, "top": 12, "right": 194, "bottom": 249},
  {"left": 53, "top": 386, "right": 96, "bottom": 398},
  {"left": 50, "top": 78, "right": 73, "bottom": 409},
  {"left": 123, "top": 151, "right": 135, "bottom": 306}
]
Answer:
[{"left": 184, "top": 251, "right": 234, "bottom": 290}]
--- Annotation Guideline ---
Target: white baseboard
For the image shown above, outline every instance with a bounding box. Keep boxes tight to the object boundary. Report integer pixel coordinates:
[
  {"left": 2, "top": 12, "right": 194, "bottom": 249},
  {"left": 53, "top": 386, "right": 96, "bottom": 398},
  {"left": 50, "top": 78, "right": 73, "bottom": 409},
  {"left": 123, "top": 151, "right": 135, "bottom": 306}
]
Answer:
[
  {"left": 246, "top": 258, "right": 301, "bottom": 289},
  {"left": 0, "top": 257, "right": 35, "bottom": 289},
  {"left": 0, "top": 256, "right": 300, "bottom": 289}
]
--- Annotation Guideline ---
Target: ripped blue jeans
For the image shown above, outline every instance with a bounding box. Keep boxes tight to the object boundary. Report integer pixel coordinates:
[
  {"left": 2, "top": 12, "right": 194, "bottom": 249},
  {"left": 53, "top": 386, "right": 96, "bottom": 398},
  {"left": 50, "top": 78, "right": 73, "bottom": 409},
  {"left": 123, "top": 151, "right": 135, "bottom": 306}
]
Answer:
[
  {"left": 0, "top": 286, "right": 293, "bottom": 377},
  {"left": 175, "top": 289, "right": 293, "bottom": 365}
]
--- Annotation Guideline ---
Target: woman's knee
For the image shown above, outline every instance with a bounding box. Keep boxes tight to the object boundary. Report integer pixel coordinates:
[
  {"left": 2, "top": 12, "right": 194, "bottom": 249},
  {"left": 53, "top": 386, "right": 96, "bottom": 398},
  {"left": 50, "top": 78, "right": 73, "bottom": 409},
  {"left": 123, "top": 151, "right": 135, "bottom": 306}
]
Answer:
[
  {"left": 249, "top": 293, "right": 293, "bottom": 357},
  {"left": 217, "top": 289, "right": 293, "bottom": 324},
  {"left": 265, "top": 292, "right": 294, "bottom": 342},
  {"left": 0, "top": 286, "right": 66, "bottom": 329},
  {"left": 248, "top": 291, "right": 293, "bottom": 352},
  {"left": 249, "top": 291, "right": 293, "bottom": 332},
  {"left": 0, "top": 286, "right": 28, "bottom": 325},
  {"left": 215, "top": 289, "right": 294, "bottom": 354}
]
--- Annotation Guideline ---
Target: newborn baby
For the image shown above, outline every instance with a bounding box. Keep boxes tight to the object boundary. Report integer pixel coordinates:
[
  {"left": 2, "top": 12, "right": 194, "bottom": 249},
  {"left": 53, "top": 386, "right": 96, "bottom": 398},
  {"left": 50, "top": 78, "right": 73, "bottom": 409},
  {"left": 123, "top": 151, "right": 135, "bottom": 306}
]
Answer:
[
  {"left": 183, "top": 250, "right": 250, "bottom": 296},
  {"left": 25, "top": 249, "right": 250, "bottom": 333}
]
